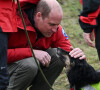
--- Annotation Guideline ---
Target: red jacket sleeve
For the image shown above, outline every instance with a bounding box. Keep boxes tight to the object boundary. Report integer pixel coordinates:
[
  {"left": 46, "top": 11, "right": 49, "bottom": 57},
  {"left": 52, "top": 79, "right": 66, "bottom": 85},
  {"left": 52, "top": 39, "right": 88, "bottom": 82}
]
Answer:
[
  {"left": 79, "top": 0, "right": 100, "bottom": 33},
  {"left": 7, "top": 48, "right": 32, "bottom": 64},
  {"left": 0, "top": 0, "right": 17, "bottom": 32}
]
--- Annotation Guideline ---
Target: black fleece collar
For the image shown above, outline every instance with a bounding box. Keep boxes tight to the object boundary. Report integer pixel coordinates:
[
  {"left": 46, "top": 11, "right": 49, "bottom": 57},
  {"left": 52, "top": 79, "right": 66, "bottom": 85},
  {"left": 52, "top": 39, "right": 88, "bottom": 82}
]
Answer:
[{"left": 24, "top": 5, "right": 43, "bottom": 39}]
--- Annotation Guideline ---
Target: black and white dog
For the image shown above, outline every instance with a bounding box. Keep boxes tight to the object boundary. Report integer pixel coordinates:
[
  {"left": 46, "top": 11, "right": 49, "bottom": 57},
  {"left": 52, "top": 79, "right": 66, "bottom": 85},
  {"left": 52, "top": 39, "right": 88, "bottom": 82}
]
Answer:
[{"left": 57, "top": 47, "right": 100, "bottom": 90}]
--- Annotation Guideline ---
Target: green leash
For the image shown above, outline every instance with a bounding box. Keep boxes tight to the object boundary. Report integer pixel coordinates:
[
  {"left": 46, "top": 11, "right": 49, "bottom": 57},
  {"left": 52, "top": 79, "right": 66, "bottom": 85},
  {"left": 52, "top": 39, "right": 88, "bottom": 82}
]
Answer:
[{"left": 16, "top": 0, "right": 54, "bottom": 90}]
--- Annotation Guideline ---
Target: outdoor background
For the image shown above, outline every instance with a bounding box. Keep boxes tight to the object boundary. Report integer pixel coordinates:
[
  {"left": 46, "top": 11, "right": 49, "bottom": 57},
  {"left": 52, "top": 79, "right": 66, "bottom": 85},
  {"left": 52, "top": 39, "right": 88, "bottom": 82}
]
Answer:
[{"left": 53, "top": 0, "right": 100, "bottom": 90}]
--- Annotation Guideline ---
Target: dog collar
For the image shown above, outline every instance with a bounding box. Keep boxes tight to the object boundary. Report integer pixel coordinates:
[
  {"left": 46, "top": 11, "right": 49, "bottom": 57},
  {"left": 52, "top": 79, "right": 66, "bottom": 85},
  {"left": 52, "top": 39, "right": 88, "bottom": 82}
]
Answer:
[{"left": 70, "top": 88, "right": 74, "bottom": 90}]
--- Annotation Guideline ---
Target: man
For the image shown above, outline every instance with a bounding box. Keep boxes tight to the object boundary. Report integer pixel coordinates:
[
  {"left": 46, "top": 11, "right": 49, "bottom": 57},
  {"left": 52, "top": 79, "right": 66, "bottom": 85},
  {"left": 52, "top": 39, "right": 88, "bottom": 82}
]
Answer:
[
  {"left": 79, "top": 0, "right": 100, "bottom": 60},
  {"left": 0, "top": 0, "right": 17, "bottom": 89},
  {"left": 7, "top": 0, "right": 85, "bottom": 90}
]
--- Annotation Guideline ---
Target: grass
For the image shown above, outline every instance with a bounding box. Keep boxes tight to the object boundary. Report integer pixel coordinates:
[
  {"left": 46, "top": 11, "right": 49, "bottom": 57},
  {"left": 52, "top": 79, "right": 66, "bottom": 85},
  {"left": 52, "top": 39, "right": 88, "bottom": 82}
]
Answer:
[{"left": 53, "top": 0, "right": 100, "bottom": 90}]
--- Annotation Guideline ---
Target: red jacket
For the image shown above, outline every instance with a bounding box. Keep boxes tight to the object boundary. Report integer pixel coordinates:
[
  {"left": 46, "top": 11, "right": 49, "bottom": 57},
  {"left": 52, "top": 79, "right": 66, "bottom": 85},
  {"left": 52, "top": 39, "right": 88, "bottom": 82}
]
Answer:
[
  {"left": 0, "top": 0, "right": 17, "bottom": 32},
  {"left": 16, "top": 0, "right": 40, "bottom": 9},
  {"left": 7, "top": 0, "right": 71, "bottom": 63}
]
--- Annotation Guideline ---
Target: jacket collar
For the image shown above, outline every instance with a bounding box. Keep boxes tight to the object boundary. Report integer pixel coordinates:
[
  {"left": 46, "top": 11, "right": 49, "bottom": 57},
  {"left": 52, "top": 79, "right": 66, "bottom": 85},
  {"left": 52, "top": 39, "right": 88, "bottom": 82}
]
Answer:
[
  {"left": 16, "top": 9, "right": 36, "bottom": 32},
  {"left": 24, "top": 6, "right": 43, "bottom": 38},
  {"left": 15, "top": 0, "right": 40, "bottom": 10},
  {"left": 17, "top": 7, "right": 44, "bottom": 39}
]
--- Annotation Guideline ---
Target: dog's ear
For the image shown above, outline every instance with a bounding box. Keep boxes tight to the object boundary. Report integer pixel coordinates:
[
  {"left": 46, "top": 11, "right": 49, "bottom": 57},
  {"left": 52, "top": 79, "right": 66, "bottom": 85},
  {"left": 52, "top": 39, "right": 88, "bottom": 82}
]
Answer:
[{"left": 57, "top": 47, "right": 69, "bottom": 55}]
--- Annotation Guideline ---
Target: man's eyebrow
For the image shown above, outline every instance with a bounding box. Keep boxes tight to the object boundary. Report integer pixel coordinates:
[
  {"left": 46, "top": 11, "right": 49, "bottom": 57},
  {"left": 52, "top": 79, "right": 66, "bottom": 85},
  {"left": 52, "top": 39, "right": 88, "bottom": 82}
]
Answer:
[{"left": 48, "top": 22, "right": 60, "bottom": 26}]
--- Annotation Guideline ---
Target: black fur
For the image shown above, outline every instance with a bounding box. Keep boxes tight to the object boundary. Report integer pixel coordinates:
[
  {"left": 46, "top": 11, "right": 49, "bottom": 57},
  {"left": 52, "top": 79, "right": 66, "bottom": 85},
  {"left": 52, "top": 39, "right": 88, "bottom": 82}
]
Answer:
[{"left": 57, "top": 47, "right": 100, "bottom": 90}]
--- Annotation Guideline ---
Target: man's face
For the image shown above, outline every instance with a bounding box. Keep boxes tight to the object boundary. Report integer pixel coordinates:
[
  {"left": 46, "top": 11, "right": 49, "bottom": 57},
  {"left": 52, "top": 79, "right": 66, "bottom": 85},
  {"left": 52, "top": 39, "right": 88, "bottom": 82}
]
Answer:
[{"left": 35, "top": 10, "right": 63, "bottom": 37}]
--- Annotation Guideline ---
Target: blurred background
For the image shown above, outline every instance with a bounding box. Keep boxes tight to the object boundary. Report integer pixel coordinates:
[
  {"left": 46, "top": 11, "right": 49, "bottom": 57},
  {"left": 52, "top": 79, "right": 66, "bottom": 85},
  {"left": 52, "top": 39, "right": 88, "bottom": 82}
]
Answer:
[{"left": 53, "top": 0, "right": 100, "bottom": 90}]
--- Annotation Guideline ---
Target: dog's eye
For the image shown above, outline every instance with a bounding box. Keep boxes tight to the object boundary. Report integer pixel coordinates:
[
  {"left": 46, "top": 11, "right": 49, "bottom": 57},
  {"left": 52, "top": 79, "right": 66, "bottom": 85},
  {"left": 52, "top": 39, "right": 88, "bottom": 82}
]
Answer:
[{"left": 71, "top": 62, "right": 75, "bottom": 67}]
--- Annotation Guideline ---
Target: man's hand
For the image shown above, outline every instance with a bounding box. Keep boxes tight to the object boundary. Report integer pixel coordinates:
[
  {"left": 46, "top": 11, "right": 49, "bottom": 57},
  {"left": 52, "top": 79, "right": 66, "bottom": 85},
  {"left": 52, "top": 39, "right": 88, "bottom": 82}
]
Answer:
[
  {"left": 83, "top": 32, "right": 95, "bottom": 47},
  {"left": 69, "top": 48, "right": 86, "bottom": 60},
  {"left": 33, "top": 50, "right": 51, "bottom": 67}
]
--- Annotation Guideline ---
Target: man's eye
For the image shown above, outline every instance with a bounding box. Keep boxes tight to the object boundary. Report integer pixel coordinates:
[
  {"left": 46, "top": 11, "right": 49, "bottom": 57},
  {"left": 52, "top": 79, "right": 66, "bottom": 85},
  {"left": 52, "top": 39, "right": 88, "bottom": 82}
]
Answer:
[{"left": 49, "top": 24, "right": 55, "bottom": 26}]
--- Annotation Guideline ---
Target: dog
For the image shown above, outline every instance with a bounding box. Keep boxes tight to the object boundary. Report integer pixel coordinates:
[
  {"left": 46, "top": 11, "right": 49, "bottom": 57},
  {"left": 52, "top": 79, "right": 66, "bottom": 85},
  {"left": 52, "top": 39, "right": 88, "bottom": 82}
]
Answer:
[{"left": 57, "top": 47, "right": 100, "bottom": 90}]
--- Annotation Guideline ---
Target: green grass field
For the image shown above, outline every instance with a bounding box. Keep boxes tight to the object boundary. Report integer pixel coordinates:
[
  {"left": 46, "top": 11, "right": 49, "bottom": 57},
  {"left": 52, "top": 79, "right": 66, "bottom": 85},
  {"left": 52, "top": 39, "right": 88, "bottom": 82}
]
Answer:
[{"left": 53, "top": 0, "right": 100, "bottom": 90}]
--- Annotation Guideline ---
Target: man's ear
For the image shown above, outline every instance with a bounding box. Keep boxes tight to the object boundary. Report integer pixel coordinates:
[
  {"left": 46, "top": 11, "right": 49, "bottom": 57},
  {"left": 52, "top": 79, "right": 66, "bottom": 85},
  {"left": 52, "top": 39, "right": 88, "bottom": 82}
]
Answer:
[{"left": 35, "top": 12, "right": 42, "bottom": 20}]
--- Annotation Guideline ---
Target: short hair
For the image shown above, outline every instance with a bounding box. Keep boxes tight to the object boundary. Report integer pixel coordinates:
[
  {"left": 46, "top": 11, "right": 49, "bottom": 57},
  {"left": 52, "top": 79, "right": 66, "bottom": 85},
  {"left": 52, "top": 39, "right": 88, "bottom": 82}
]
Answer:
[{"left": 34, "top": 0, "right": 51, "bottom": 19}]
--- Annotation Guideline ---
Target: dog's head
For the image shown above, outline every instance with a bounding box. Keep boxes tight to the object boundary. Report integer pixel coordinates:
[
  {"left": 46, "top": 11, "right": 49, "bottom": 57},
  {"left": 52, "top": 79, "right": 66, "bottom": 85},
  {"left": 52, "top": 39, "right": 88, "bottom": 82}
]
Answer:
[
  {"left": 57, "top": 47, "right": 99, "bottom": 90},
  {"left": 57, "top": 47, "right": 85, "bottom": 72}
]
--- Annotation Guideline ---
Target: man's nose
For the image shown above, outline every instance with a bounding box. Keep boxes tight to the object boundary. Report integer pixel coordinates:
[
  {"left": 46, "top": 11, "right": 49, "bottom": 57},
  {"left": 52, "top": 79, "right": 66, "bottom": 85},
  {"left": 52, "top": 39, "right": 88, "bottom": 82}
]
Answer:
[{"left": 52, "top": 26, "right": 58, "bottom": 32}]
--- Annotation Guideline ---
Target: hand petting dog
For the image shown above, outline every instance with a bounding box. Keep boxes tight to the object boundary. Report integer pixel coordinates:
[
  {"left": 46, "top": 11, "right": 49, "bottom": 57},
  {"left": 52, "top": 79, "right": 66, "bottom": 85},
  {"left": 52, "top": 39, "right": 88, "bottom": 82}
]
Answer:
[{"left": 69, "top": 48, "right": 86, "bottom": 60}]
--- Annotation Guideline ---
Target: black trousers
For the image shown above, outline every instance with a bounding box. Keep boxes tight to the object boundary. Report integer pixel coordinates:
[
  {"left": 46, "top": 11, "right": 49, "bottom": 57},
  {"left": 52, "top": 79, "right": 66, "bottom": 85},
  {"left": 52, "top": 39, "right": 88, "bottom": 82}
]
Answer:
[
  {"left": 0, "top": 28, "right": 9, "bottom": 90},
  {"left": 97, "top": 49, "right": 100, "bottom": 61}
]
